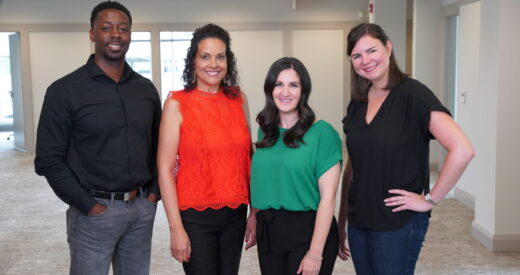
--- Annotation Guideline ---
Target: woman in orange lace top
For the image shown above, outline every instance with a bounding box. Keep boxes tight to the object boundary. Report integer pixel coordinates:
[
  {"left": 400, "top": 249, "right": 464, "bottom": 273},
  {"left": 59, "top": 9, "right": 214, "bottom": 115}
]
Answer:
[{"left": 157, "top": 24, "right": 256, "bottom": 275}]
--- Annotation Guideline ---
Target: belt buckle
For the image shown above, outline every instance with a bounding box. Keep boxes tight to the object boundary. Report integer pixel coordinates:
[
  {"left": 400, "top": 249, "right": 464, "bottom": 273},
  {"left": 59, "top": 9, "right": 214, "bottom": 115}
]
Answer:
[{"left": 124, "top": 192, "right": 133, "bottom": 201}]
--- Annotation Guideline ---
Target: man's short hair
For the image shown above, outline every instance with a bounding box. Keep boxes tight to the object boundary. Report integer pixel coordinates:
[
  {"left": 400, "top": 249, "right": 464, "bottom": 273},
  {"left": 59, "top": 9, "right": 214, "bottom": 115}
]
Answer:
[{"left": 90, "top": 1, "right": 132, "bottom": 28}]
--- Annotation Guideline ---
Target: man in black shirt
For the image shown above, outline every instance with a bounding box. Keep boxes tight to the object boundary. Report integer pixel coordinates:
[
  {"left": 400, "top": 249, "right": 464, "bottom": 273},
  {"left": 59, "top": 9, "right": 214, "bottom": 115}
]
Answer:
[{"left": 34, "top": 2, "right": 161, "bottom": 274}]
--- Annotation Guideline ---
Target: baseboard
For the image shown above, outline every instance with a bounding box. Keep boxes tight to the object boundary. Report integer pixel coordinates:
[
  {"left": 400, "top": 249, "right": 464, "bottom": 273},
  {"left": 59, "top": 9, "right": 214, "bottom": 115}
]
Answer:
[
  {"left": 471, "top": 221, "right": 494, "bottom": 250},
  {"left": 453, "top": 187, "right": 475, "bottom": 210},
  {"left": 494, "top": 234, "right": 520, "bottom": 251},
  {"left": 471, "top": 221, "right": 520, "bottom": 251},
  {"left": 14, "top": 145, "right": 27, "bottom": 152}
]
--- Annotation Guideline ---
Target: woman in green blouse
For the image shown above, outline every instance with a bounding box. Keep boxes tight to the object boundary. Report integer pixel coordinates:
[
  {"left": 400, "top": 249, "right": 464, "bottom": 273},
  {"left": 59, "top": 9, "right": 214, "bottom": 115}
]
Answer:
[{"left": 250, "top": 57, "right": 342, "bottom": 275}]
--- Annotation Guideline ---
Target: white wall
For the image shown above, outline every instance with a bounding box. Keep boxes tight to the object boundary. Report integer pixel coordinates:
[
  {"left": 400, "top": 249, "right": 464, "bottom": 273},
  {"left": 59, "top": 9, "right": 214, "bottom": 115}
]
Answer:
[
  {"left": 455, "top": 1, "right": 481, "bottom": 208},
  {"left": 410, "top": 0, "right": 520, "bottom": 251},
  {"left": 412, "top": 0, "right": 444, "bottom": 170},
  {"left": 442, "top": 0, "right": 457, "bottom": 6},
  {"left": 464, "top": 0, "right": 520, "bottom": 251},
  {"left": 292, "top": 30, "right": 344, "bottom": 134},
  {"left": 25, "top": 27, "right": 348, "bottom": 146},
  {"left": 0, "top": 0, "right": 367, "bottom": 24},
  {"left": 1, "top": 0, "right": 360, "bottom": 151},
  {"left": 232, "top": 29, "right": 345, "bottom": 140},
  {"left": 371, "top": 0, "right": 408, "bottom": 69},
  {"left": 230, "top": 30, "right": 284, "bottom": 141},
  {"left": 494, "top": 0, "right": 520, "bottom": 237},
  {"left": 29, "top": 32, "right": 91, "bottom": 132}
]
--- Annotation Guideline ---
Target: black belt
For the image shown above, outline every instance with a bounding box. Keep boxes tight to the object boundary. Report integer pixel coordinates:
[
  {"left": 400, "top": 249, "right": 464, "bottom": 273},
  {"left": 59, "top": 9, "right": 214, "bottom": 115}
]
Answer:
[
  {"left": 256, "top": 210, "right": 275, "bottom": 253},
  {"left": 88, "top": 189, "right": 139, "bottom": 201}
]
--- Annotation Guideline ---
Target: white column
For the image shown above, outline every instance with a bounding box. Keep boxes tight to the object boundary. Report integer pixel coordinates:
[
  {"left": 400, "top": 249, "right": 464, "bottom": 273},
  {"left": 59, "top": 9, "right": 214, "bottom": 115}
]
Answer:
[
  {"left": 455, "top": 1, "right": 482, "bottom": 209},
  {"left": 471, "top": 0, "right": 520, "bottom": 251}
]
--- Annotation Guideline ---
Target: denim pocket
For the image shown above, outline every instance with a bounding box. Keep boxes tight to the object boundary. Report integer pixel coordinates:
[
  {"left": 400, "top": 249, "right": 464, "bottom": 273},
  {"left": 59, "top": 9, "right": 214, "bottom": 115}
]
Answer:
[
  {"left": 84, "top": 200, "right": 110, "bottom": 219},
  {"left": 138, "top": 197, "right": 158, "bottom": 224},
  {"left": 142, "top": 196, "right": 158, "bottom": 207}
]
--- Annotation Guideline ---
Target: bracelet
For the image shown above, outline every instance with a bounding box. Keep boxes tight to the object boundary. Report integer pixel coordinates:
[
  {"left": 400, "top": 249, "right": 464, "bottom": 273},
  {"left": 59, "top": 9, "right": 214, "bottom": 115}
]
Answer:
[{"left": 306, "top": 251, "right": 323, "bottom": 261}]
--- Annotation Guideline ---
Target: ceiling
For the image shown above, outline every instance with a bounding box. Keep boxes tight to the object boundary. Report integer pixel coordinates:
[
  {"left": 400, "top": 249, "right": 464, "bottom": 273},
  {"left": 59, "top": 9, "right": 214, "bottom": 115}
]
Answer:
[{"left": 0, "top": 0, "right": 370, "bottom": 24}]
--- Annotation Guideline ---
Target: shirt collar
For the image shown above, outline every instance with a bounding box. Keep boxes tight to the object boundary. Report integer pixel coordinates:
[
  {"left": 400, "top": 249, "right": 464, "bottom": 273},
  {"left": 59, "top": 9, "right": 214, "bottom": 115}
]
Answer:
[{"left": 86, "top": 54, "right": 135, "bottom": 83}]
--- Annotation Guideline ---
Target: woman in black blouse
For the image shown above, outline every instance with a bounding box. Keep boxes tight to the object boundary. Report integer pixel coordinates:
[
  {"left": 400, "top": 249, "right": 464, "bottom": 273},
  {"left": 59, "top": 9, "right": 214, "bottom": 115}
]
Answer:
[{"left": 337, "top": 23, "right": 475, "bottom": 275}]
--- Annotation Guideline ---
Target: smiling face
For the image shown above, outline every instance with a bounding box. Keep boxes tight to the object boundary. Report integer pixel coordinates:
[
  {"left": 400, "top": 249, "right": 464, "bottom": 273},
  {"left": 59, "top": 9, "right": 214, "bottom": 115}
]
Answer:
[
  {"left": 89, "top": 9, "right": 131, "bottom": 64},
  {"left": 350, "top": 34, "right": 392, "bottom": 86},
  {"left": 194, "top": 37, "right": 227, "bottom": 92},
  {"left": 272, "top": 68, "right": 302, "bottom": 117}
]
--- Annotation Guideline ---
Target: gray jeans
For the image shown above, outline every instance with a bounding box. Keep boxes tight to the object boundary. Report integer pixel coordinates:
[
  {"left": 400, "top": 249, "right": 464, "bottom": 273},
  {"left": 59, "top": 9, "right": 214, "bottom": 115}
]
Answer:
[{"left": 66, "top": 192, "right": 157, "bottom": 275}]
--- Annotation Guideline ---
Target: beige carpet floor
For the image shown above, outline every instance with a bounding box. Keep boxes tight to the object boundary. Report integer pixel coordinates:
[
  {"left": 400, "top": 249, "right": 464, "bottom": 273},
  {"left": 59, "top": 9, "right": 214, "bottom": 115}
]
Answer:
[{"left": 1, "top": 149, "right": 519, "bottom": 274}]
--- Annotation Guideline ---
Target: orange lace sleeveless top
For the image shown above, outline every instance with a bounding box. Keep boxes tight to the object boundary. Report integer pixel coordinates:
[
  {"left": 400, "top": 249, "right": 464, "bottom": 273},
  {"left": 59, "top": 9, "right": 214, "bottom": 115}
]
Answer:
[{"left": 168, "top": 89, "right": 251, "bottom": 211}]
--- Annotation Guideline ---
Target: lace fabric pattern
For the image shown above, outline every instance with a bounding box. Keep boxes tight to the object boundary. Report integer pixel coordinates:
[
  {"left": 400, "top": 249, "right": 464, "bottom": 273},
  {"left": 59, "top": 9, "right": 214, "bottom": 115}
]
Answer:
[{"left": 168, "top": 89, "right": 251, "bottom": 211}]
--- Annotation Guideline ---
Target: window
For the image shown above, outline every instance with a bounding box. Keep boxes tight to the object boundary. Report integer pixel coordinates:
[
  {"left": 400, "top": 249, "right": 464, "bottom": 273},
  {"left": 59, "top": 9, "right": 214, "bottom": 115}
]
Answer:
[
  {"left": 127, "top": 32, "right": 152, "bottom": 80},
  {"left": 0, "top": 32, "right": 16, "bottom": 131},
  {"left": 160, "top": 31, "right": 192, "bottom": 102}
]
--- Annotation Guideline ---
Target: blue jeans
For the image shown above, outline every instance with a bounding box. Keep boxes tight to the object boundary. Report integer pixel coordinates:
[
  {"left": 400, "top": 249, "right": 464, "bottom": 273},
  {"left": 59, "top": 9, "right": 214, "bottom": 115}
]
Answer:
[
  {"left": 66, "top": 192, "right": 157, "bottom": 275},
  {"left": 348, "top": 212, "right": 429, "bottom": 275}
]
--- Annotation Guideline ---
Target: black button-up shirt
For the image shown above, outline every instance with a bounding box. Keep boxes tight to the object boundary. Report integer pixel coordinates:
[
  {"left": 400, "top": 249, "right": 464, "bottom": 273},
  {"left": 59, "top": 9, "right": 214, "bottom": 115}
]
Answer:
[
  {"left": 35, "top": 55, "right": 162, "bottom": 213},
  {"left": 342, "top": 78, "right": 449, "bottom": 230}
]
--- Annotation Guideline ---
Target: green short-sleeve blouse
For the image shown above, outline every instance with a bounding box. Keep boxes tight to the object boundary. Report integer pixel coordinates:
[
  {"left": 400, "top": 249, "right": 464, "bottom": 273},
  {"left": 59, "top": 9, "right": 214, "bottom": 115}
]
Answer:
[{"left": 251, "top": 120, "right": 343, "bottom": 211}]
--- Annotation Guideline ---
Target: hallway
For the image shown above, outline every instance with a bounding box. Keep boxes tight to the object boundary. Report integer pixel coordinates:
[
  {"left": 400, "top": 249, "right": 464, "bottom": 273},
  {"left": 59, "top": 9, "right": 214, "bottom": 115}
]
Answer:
[{"left": 1, "top": 150, "right": 519, "bottom": 274}]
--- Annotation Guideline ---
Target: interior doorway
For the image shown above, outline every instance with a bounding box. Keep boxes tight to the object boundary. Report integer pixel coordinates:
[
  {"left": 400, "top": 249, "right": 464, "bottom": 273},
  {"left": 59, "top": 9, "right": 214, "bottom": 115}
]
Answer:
[
  {"left": 445, "top": 15, "right": 459, "bottom": 118},
  {"left": 0, "top": 32, "right": 18, "bottom": 151}
]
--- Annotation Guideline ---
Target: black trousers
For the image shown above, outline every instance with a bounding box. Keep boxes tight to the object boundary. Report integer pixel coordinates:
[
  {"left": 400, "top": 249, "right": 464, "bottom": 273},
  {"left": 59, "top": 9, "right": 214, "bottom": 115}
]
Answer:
[
  {"left": 180, "top": 204, "right": 247, "bottom": 275},
  {"left": 256, "top": 209, "right": 339, "bottom": 275}
]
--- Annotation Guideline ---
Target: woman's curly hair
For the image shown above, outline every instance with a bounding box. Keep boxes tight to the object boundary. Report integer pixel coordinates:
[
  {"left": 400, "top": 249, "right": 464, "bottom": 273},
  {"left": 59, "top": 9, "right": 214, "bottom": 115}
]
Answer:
[{"left": 182, "top": 24, "right": 239, "bottom": 98}]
